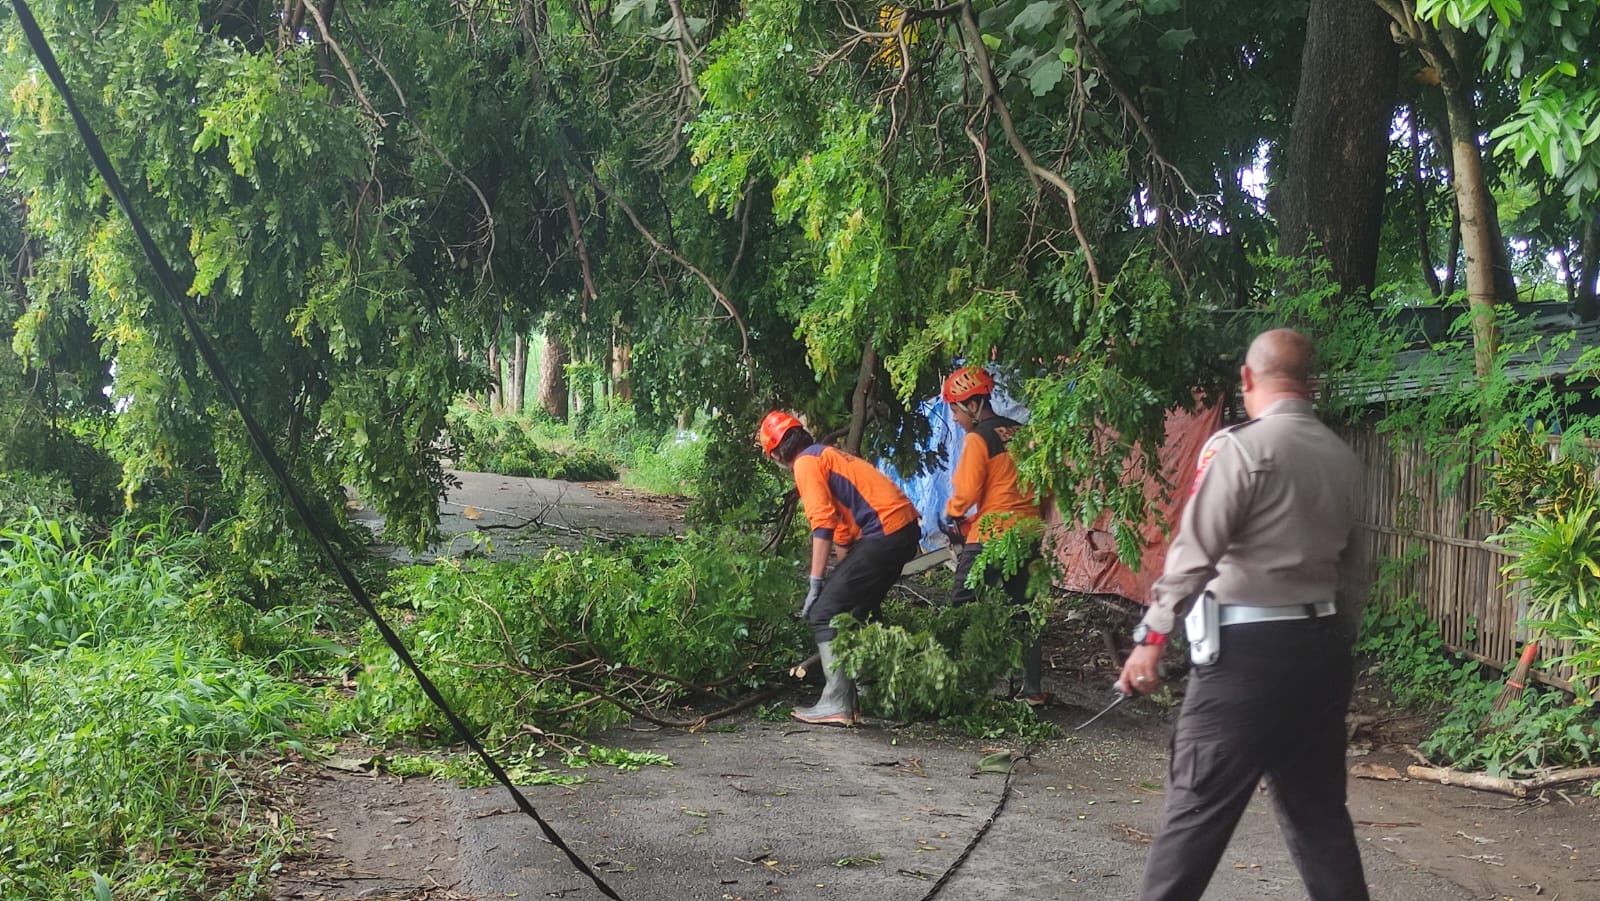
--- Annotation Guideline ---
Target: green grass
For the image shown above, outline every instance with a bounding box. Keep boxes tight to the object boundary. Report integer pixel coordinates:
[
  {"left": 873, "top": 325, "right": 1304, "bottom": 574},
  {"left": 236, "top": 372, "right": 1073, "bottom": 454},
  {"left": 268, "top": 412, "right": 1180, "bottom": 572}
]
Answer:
[
  {"left": 621, "top": 431, "right": 705, "bottom": 497},
  {"left": 0, "top": 504, "right": 324, "bottom": 899},
  {"left": 449, "top": 402, "right": 707, "bottom": 497}
]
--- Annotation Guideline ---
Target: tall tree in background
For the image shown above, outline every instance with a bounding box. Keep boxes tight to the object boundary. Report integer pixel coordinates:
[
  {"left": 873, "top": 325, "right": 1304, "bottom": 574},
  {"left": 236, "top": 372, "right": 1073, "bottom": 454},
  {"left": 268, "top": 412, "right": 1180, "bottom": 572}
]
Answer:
[
  {"left": 538, "top": 333, "right": 569, "bottom": 422},
  {"left": 1278, "top": 0, "right": 1399, "bottom": 297}
]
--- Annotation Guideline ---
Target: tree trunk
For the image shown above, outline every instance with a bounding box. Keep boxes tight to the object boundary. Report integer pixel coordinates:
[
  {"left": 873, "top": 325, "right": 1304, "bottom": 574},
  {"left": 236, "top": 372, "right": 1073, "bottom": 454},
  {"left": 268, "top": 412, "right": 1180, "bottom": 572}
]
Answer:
[
  {"left": 1576, "top": 208, "right": 1600, "bottom": 322},
  {"left": 1378, "top": 8, "right": 1514, "bottom": 377},
  {"left": 507, "top": 333, "right": 527, "bottom": 414},
  {"left": 844, "top": 343, "right": 877, "bottom": 457},
  {"left": 537, "top": 333, "right": 568, "bottom": 421},
  {"left": 1438, "top": 59, "right": 1505, "bottom": 378},
  {"left": 611, "top": 337, "right": 632, "bottom": 403},
  {"left": 1443, "top": 204, "right": 1461, "bottom": 296},
  {"left": 1277, "top": 0, "right": 1398, "bottom": 296},
  {"left": 487, "top": 343, "right": 503, "bottom": 412},
  {"left": 1409, "top": 104, "right": 1444, "bottom": 298}
]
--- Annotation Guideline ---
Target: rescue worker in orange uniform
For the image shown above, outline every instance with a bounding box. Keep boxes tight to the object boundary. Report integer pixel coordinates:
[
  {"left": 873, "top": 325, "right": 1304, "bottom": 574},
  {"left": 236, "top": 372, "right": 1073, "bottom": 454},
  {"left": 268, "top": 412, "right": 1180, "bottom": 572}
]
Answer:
[
  {"left": 940, "top": 367, "right": 1049, "bottom": 706},
  {"left": 758, "top": 411, "right": 921, "bottom": 725}
]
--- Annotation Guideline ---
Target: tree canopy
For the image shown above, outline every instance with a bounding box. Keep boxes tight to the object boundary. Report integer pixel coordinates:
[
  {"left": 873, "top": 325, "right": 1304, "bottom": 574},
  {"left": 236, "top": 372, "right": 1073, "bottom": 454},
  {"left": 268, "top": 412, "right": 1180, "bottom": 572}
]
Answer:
[{"left": 2, "top": 0, "right": 1598, "bottom": 557}]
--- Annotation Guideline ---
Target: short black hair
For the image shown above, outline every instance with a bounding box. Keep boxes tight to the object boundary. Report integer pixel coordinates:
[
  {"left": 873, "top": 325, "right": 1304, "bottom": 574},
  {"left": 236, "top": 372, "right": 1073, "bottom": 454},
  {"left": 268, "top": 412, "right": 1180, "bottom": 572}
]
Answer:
[{"left": 773, "top": 427, "right": 814, "bottom": 464}]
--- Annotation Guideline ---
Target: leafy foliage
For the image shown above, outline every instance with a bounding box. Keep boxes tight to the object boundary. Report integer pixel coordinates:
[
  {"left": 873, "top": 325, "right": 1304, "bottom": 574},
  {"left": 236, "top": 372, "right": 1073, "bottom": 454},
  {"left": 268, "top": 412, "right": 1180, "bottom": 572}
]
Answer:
[
  {"left": 1490, "top": 437, "right": 1600, "bottom": 698},
  {"left": 0, "top": 507, "right": 197, "bottom": 656},
  {"left": 1422, "top": 678, "right": 1600, "bottom": 779},
  {"left": 831, "top": 594, "right": 1046, "bottom": 726},
  {"left": 1358, "top": 548, "right": 1600, "bottom": 782},
  {"left": 1482, "top": 423, "right": 1597, "bottom": 521},
  {"left": 449, "top": 406, "right": 619, "bottom": 481},
  {"left": 340, "top": 530, "right": 807, "bottom": 741},
  {"left": 0, "top": 506, "right": 320, "bottom": 899}
]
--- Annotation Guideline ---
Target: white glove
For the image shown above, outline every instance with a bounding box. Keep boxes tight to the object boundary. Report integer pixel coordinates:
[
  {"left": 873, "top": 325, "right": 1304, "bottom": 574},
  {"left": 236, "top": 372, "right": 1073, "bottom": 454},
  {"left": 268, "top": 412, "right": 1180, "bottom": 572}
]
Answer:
[{"left": 800, "top": 575, "right": 824, "bottom": 619}]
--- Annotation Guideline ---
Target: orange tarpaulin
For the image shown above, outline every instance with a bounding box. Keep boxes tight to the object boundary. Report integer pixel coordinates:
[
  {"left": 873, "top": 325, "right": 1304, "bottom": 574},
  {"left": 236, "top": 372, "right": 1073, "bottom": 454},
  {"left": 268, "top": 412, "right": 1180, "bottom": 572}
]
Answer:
[{"left": 1047, "top": 402, "right": 1225, "bottom": 606}]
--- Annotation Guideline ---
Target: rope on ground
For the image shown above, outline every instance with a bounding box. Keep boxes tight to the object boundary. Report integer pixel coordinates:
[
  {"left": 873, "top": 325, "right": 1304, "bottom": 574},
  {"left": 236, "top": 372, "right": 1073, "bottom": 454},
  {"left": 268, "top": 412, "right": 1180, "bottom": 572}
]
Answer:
[
  {"left": 914, "top": 750, "right": 1028, "bottom": 901},
  {"left": 6, "top": 4, "right": 624, "bottom": 897}
]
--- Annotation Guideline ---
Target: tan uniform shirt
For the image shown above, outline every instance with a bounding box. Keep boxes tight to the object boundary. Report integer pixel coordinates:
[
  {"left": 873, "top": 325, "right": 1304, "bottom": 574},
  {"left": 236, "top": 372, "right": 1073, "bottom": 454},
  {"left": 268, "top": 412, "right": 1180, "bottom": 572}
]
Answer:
[{"left": 1140, "top": 398, "right": 1369, "bottom": 636}]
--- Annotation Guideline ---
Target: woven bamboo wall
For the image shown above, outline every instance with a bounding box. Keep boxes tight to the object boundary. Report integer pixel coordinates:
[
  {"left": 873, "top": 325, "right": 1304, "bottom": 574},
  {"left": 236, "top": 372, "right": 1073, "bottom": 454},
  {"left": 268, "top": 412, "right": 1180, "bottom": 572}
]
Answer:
[{"left": 1345, "top": 427, "right": 1575, "bottom": 690}]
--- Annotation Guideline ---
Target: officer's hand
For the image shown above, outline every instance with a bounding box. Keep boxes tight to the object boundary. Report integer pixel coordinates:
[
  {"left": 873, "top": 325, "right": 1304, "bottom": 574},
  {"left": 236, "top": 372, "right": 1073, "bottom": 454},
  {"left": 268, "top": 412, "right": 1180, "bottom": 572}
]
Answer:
[
  {"left": 1117, "top": 644, "right": 1164, "bottom": 696},
  {"left": 800, "top": 575, "right": 825, "bottom": 620}
]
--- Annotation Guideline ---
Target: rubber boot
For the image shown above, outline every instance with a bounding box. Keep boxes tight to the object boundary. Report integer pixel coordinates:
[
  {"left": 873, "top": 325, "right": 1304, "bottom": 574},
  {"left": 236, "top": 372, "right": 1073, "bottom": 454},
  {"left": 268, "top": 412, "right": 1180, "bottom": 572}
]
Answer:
[
  {"left": 792, "top": 640, "right": 858, "bottom": 725},
  {"left": 1018, "top": 634, "right": 1049, "bottom": 707}
]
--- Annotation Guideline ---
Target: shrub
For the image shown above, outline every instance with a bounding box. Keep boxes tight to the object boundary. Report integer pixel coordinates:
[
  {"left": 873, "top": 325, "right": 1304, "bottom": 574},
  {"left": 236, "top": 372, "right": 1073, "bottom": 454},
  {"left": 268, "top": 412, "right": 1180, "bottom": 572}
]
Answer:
[
  {"left": 832, "top": 592, "right": 1044, "bottom": 723},
  {"left": 623, "top": 430, "right": 706, "bottom": 497},
  {"left": 449, "top": 407, "right": 619, "bottom": 481},
  {"left": 0, "top": 504, "right": 319, "bottom": 898},
  {"left": 0, "top": 641, "right": 316, "bottom": 899},
  {"left": 0, "top": 508, "right": 198, "bottom": 657},
  {"left": 338, "top": 529, "right": 807, "bottom": 741}
]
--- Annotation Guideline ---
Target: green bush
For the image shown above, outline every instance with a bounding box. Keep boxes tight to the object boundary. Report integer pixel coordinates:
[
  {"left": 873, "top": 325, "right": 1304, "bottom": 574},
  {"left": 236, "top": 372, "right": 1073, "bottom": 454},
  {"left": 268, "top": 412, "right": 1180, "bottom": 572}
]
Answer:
[
  {"left": 0, "top": 508, "right": 198, "bottom": 657},
  {"left": 339, "top": 529, "right": 807, "bottom": 741},
  {"left": 623, "top": 431, "right": 706, "bottom": 497},
  {"left": 1357, "top": 584, "right": 1600, "bottom": 785},
  {"left": 1494, "top": 505, "right": 1600, "bottom": 701},
  {"left": 0, "top": 506, "right": 320, "bottom": 899},
  {"left": 1355, "top": 591, "right": 1482, "bottom": 708},
  {"left": 1421, "top": 678, "right": 1600, "bottom": 778},
  {"left": 0, "top": 641, "right": 317, "bottom": 899},
  {"left": 449, "top": 407, "right": 619, "bottom": 481},
  {"left": 832, "top": 594, "right": 1043, "bottom": 724}
]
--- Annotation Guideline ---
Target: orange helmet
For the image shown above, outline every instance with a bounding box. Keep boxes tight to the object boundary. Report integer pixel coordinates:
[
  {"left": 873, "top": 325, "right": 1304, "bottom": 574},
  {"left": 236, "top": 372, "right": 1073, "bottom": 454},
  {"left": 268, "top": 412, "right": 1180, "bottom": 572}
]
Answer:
[
  {"left": 942, "top": 366, "right": 995, "bottom": 404},
  {"left": 757, "top": 410, "right": 804, "bottom": 456}
]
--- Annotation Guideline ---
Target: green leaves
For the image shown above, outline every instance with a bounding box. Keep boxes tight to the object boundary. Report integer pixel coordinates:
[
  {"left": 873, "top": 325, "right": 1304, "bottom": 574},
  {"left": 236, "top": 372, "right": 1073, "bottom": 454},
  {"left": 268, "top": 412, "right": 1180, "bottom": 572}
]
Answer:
[
  {"left": 345, "top": 529, "right": 807, "bottom": 741},
  {"left": 1008, "top": 1, "right": 1064, "bottom": 38},
  {"left": 830, "top": 596, "right": 1038, "bottom": 723},
  {"left": 1028, "top": 58, "right": 1066, "bottom": 96},
  {"left": 0, "top": 504, "right": 319, "bottom": 899}
]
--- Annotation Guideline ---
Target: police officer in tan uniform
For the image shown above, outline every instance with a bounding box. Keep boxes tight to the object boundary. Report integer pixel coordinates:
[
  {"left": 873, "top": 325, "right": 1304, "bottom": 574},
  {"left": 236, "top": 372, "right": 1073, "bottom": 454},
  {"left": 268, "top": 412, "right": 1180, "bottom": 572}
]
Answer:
[{"left": 1117, "top": 329, "right": 1371, "bottom": 901}]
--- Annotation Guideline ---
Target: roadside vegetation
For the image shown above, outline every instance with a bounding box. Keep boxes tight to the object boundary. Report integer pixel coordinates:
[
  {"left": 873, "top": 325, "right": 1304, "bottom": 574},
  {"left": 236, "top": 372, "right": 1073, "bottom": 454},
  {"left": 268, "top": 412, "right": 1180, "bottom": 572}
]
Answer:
[
  {"left": 448, "top": 399, "right": 708, "bottom": 498},
  {"left": 0, "top": 480, "right": 328, "bottom": 898},
  {"left": 0, "top": 464, "right": 1057, "bottom": 898},
  {"left": 5, "top": 0, "right": 1600, "bottom": 896}
]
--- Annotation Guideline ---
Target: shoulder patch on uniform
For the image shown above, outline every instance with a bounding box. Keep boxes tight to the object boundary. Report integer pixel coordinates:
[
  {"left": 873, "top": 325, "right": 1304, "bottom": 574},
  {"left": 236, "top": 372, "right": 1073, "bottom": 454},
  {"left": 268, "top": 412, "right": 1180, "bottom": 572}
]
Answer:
[
  {"left": 1189, "top": 446, "right": 1219, "bottom": 497},
  {"left": 1217, "top": 429, "right": 1260, "bottom": 471},
  {"left": 1188, "top": 427, "right": 1261, "bottom": 496}
]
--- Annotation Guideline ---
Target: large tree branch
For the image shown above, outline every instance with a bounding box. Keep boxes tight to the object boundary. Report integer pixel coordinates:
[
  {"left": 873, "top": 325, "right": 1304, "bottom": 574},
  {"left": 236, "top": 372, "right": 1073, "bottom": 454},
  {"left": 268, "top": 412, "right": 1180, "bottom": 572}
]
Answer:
[
  {"left": 665, "top": 0, "right": 702, "bottom": 105},
  {"left": 320, "top": 4, "right": 499, "bottom": 274},
  {"left": 723, "top": 174, "right": 758, "bottom": 287},
  {"left": 956, "top": 1, "right": 1101, "bottom": 301},
  {"left": 845, "top": 343, "right": 877, "bottom": 456},
  {"left": 552, "top": 157, "right": 599, "bottom": 317},
  {"left": 566, "top": 150, "right": 751, "bottom": 361},
  {"left": 1060, "top": 0, "right": 1200, "bottom": 202}
]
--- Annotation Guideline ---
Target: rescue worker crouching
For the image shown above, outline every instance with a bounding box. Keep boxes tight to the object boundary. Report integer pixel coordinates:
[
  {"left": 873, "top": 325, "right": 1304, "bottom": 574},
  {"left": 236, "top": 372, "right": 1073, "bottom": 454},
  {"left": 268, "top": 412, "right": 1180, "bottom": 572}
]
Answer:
[
  {"left": 758, "top": 411, "right": 921, "bottom": 726},
  {"left": 939, "top": 367, "right": 1049, "bottom": 706}
]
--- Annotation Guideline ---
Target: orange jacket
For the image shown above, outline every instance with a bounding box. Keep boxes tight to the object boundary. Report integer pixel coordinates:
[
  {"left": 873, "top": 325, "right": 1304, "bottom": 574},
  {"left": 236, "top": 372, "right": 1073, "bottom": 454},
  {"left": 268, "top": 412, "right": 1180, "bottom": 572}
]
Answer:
[
  {"left": 793, "top": 444, "right": 918, "bottom": 547},
  {"left": 945, "top": 416, "right": 1041, "bottom": 543}
]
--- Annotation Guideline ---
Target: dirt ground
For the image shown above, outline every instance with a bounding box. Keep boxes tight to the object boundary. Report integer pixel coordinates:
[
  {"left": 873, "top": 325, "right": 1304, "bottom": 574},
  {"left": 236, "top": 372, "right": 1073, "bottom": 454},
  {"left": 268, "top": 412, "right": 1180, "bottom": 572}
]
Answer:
[{"left": 275, "top": 471, "right": 1600, "bottom": 901}]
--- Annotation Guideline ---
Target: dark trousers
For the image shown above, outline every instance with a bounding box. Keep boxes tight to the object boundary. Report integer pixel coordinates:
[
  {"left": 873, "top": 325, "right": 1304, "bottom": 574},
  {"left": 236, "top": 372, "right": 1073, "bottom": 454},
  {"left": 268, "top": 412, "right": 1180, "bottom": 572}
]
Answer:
[
  {"left": 808, "top": 523, "right": 920, "bottom": 642},
  {"left": 950, "top": 541, "right": 1036, "bottom": 607},
  {"left": 1138, "top": 618, "right": 1369, "bottom": 901}
]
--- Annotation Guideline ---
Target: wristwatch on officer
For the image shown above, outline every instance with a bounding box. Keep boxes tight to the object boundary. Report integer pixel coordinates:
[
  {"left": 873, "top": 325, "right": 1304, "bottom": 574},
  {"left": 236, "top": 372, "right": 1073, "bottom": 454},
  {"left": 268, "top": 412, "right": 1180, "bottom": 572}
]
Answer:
[{"left": 1132, "top": 623, "right": 1167, "bottom": 647}]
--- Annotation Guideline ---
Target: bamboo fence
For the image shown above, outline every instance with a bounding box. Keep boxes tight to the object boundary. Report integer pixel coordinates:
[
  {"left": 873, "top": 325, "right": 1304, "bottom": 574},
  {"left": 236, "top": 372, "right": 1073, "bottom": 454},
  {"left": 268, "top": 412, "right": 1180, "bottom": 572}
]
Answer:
[{"left": 1346, "top": 426, "right": 1576, "bottom": 691}]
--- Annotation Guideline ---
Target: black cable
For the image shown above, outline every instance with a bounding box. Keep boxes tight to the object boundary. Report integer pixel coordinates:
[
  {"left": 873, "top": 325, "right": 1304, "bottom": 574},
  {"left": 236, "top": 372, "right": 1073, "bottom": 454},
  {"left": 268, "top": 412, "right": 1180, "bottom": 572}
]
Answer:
[
  {"left": 914, "top": 752, "right": 1026, "bottom": 901},
  {"left": 6, "top": 3, "right": 624, "bottom": 897}
]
